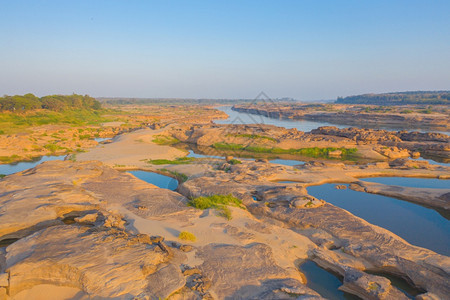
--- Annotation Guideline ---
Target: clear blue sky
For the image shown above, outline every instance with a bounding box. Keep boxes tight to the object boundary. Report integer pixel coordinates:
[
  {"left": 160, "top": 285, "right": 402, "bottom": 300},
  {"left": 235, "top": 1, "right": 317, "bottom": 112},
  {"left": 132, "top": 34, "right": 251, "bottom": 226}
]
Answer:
[{"left": 1, "top": 0, "right": 449, "bottom": 100}]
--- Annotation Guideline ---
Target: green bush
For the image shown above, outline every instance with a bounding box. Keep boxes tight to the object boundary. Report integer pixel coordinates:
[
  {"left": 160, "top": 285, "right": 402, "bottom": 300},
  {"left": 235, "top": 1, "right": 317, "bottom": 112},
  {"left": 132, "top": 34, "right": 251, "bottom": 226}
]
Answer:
[
  {"left": 160, "top": 168, "right": 189, "bottom": 182},
  {"left": 147, "top": 157, "right": 194, "bottom": 165},
  {"left": 0, "top": 155, "right": 20, "bottom": 163},
  {"left": 188, "top": 194, "right": 244, "bottom": 220},
  {"left": 178, "top": 231, "right": 196, "bottom": 242},
  {"left": 228, "top": 158, "right": 242, "bottom": 165},
  {"left": 213, "top": 143, "right": 357, "bottom": 158},
  {"left": 226, "top": 133, "right": 276, "bottom": 142},
  {"left": 152, "top": 135, "right": 180, "bottom": 145}
]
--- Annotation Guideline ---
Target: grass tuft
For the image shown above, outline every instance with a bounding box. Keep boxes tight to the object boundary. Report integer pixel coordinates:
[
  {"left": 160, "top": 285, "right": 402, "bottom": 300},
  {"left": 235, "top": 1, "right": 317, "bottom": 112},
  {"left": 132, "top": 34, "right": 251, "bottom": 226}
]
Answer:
[
  {"left": 160, "top": 168, "right": 189, "bottom": 182},
  {"left": 213, "top": 143, "right": 357, "bottom": 158},
  {"left": 178, "top": 231, "right": 196, "bottom": 242},
  {"left": 187, "top": 194, "right": 245, "bottom": 220},
  {"left": 152, "top": 135, "right": 180, "bottom": 145},
  {"left": 147, "top": 157, "right": 194, "bottom": 165}
]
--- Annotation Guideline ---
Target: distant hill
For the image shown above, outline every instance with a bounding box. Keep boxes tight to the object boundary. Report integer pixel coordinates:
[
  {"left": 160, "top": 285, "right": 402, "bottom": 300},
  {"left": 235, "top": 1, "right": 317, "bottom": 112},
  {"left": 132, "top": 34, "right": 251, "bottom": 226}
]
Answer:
[
  {"left": 0, "top": 94, "right": 101, "bottom": 112},
  {"left": 336, "top": 91, "right": 450, "bottom": 105}
]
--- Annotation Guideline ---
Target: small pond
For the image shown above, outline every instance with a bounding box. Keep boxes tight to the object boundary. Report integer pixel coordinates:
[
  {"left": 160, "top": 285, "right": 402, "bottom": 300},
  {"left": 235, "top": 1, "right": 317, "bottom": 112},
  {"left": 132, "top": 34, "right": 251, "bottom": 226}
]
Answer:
[
  {"left": 361, "top": 177, "right": 449, "bottom": 189},
  {"left": 307, "top": 184, "right": 450, "bottom": 256},
  {"left": 186, "top": 150, "right": 222, "bottom": 159},
  {"left": 127, "top": 170, "right": 178, "bottom": 190},
  {"left": 299, "top": 260, "right": 359, "bottom": 300},
  {"left": 94, "top": 137, "right": 112, "bottom": 143},
  {"left": 269, "top": 159, "right": 305, "bottom": 166},
  {"left": 0, "top": 155, "right": 66, "bottom": 176}
]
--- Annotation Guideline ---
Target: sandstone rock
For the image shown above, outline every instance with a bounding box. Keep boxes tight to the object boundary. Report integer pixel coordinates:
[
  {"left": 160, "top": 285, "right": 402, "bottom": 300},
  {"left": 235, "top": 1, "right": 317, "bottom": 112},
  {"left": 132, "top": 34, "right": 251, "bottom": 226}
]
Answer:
[
  {"left": 339, "top": 268, "right": 409, "bottom": 300},
  {"left": 197, "top": 243, "right": 319, "bottom": 299},
  {"left": 411, "top": 151, "right": 421, "bottom": 158},
  {"left": 334, "top": 184, "right": 347, "bottom": 190},
  {"left": 5, "top": 226, "right": 170, "bottom": 298},
  {"left": 145, "top": 264, "right": 186, "bottom": 299},
  {"left": 0, "top": 273, "right": 7, "bottom": 286},
  {"left": 0, "top": 288, "right": 6, "bottom": 300},
  {"left": 328, "top": 149, "right": 342, "bottom": 157},
  {"left": 74, "top": 213, "right": 98, "bottom": 224},
  {"left": 225, "top": 156, "right": 234, "bottom": 162},
  {"left": 416, "top": 292, "right": 442, "bottom": 300},
  {"left": 180, "top": 245, "right": 193, "bottom": 252}
]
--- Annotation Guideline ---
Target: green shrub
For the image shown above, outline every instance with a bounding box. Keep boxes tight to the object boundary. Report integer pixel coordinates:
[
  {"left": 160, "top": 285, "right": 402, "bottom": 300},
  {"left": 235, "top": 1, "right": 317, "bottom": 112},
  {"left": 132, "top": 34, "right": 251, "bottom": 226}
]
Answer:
[
  {"left": 43, "top": 143, "right": 66, "bottom": 153},
  {"left": 188, "top": 194, "right": 244, "bottom": 220},
  {"left": 160, "top": 168, "right": 189, "bottom": 182},
  {"left": 0, "top": 174, "right": 6, "bottom": 179},
  {"left": 0, "top": 155, "right": 20, "bottom": 163},
  {"left": 178, "top": 231, "right": 196, "bottom": 242},
  {"left": 152, "top": 135, "right": 180, "bottom": 145},
  {"left": 212, "top": 143, "right": 357, "bottom": 158},
  {"left": 228, "top": 158, "right": 242, "bottom": 165},
  {"left": 226, "top": 133, "right": 276, "bottom": 142},
  {"left": 147, "top": 157, "right": 194, "bottom": 165}
]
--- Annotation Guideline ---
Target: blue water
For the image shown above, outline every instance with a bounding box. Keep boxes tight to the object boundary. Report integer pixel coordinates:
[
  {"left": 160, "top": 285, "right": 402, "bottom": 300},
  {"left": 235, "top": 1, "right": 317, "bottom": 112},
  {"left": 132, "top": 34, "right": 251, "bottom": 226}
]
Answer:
[
  {"left": 215, "top": 106, "right": 344, "bottom": 132},
  {"left": 187, "top": 150, "right": 222, "bottom": 159},
  {"left": 412, "top": 157, "right": 449, "bottom": 167},
  {"left": 307, "top": 184, "right": 450, "bottom": 256},
  {"left": 94, "top": 137, "right": 111, "bottom": 142},
  {"left": 127, "top": 170, "right": 178, "bottom": 190},
  {"left": 299, "top": 261, "right": 359, "bottom": 300},
  {"left": 0, "top": 155, "right": 66, "bottom": 175},
  {"left": 361, "top": 177, "right": 449, "bottom": 189},
  {"left": 216, "top": 106, "right": 449, "bottom": 134},
  {"left": 187, "top": 150, "right": 306, "bottom": 167},
  {"left": 269, "top": 159, "right": 305, "bottom": 166}
]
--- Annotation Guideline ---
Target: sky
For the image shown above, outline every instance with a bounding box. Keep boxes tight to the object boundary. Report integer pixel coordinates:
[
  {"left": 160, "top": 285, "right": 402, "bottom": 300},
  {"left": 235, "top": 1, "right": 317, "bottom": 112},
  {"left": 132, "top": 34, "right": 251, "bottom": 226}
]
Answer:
[{"left": 1, "top": 0, "right": 449, "bottom": 100}]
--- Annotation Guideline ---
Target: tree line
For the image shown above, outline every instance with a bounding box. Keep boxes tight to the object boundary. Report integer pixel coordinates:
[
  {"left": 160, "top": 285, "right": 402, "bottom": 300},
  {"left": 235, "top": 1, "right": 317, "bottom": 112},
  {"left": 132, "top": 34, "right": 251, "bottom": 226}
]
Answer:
[
  {"left": 0, "top": 94, "right": 102, "bottom": 112},
  {"left": 336, "top": 91, "right": 450, "bottom": 105}
]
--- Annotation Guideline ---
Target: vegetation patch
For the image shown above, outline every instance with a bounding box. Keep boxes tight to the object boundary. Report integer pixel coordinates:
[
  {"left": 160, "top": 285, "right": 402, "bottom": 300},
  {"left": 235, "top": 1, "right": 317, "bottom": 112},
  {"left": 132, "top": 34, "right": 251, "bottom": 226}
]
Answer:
[
  {"left": 160, "top": 168, "right": 189, "bottom": 182},
  {"left": 228, "top": 158, "right": 242, "bottom": 165},
  {"left": 187, "top": 194, "right": 245, "bottom": 220},
  {"left": 0, "top": 174, "right": 6, "bottom": 179},
  {"left": 43, "top": 143, "right": 67, "bottom": 153},
  {"left": 226, "top": 133, "right": 276, "bottom": 142},
  {"left": 0, "top": 155, "right": 21, "bottom": 163},
  {"left": 152, "top": 135, "right": 180, "bottom": 145},
  {"left": 213, "top": 143, "right": 357, "bottom": 158},
  {"left": 147, "top": 157, "right": 194, "bottom": 165},
  {"left": 178, "top": 231, "right": 196, "bottom": 242}
]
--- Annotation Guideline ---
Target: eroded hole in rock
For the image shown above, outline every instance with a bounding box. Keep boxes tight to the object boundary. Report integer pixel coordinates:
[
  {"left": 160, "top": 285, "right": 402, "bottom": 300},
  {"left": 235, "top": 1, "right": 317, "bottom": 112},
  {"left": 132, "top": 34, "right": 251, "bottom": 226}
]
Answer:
[
  {"left": 298, "top": 260, "right": 361, "bottom": 300},
  {"left": 0, "top": 238, "right": 20, "bottom": 248},
  {"left": 366, "top": 270, "right": 426, "bottom": 298}
]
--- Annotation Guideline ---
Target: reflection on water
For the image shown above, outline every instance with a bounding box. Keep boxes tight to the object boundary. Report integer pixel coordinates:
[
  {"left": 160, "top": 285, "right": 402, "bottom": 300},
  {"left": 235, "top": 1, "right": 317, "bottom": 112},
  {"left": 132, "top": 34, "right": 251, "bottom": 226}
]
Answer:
[
  {"left": 127, "top": 170, "right": 178, "bottom": 190},
  {"left": 0, "top": 155, "right": 66, "bottom": 175},
  {"left": 361, "top": 177, "right": 450, "bottom": 189},
  {"left": 307, "top": 184, "right": 450, "bottom": 256}
]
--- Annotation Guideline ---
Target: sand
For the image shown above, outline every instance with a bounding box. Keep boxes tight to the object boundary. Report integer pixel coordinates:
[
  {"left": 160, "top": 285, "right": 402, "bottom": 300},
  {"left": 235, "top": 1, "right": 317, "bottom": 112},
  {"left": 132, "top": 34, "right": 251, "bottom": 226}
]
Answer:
[{"left": 77, "top": 127, "right": 186, "bottom": 168}]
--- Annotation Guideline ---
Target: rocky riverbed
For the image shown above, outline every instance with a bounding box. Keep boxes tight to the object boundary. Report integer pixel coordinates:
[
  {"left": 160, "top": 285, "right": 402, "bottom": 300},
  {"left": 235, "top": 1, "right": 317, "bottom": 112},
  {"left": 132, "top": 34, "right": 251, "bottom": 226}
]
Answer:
[
  {"left": 1, "top": 113, "right": 449, "bottom": 299},
  {"left": 0, "top": 155, "right": 448, "bottom": 299}
]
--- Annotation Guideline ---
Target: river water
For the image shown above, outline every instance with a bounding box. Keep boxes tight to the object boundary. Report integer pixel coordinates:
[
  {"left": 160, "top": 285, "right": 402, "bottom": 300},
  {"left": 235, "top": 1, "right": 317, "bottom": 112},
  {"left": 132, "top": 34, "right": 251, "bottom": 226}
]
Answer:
[
  {"left": 217, "top": 106, "right": 449, "bottom": 134},
  {"left": 307, "top": 183, "right": 450, "bottom": 256}
]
